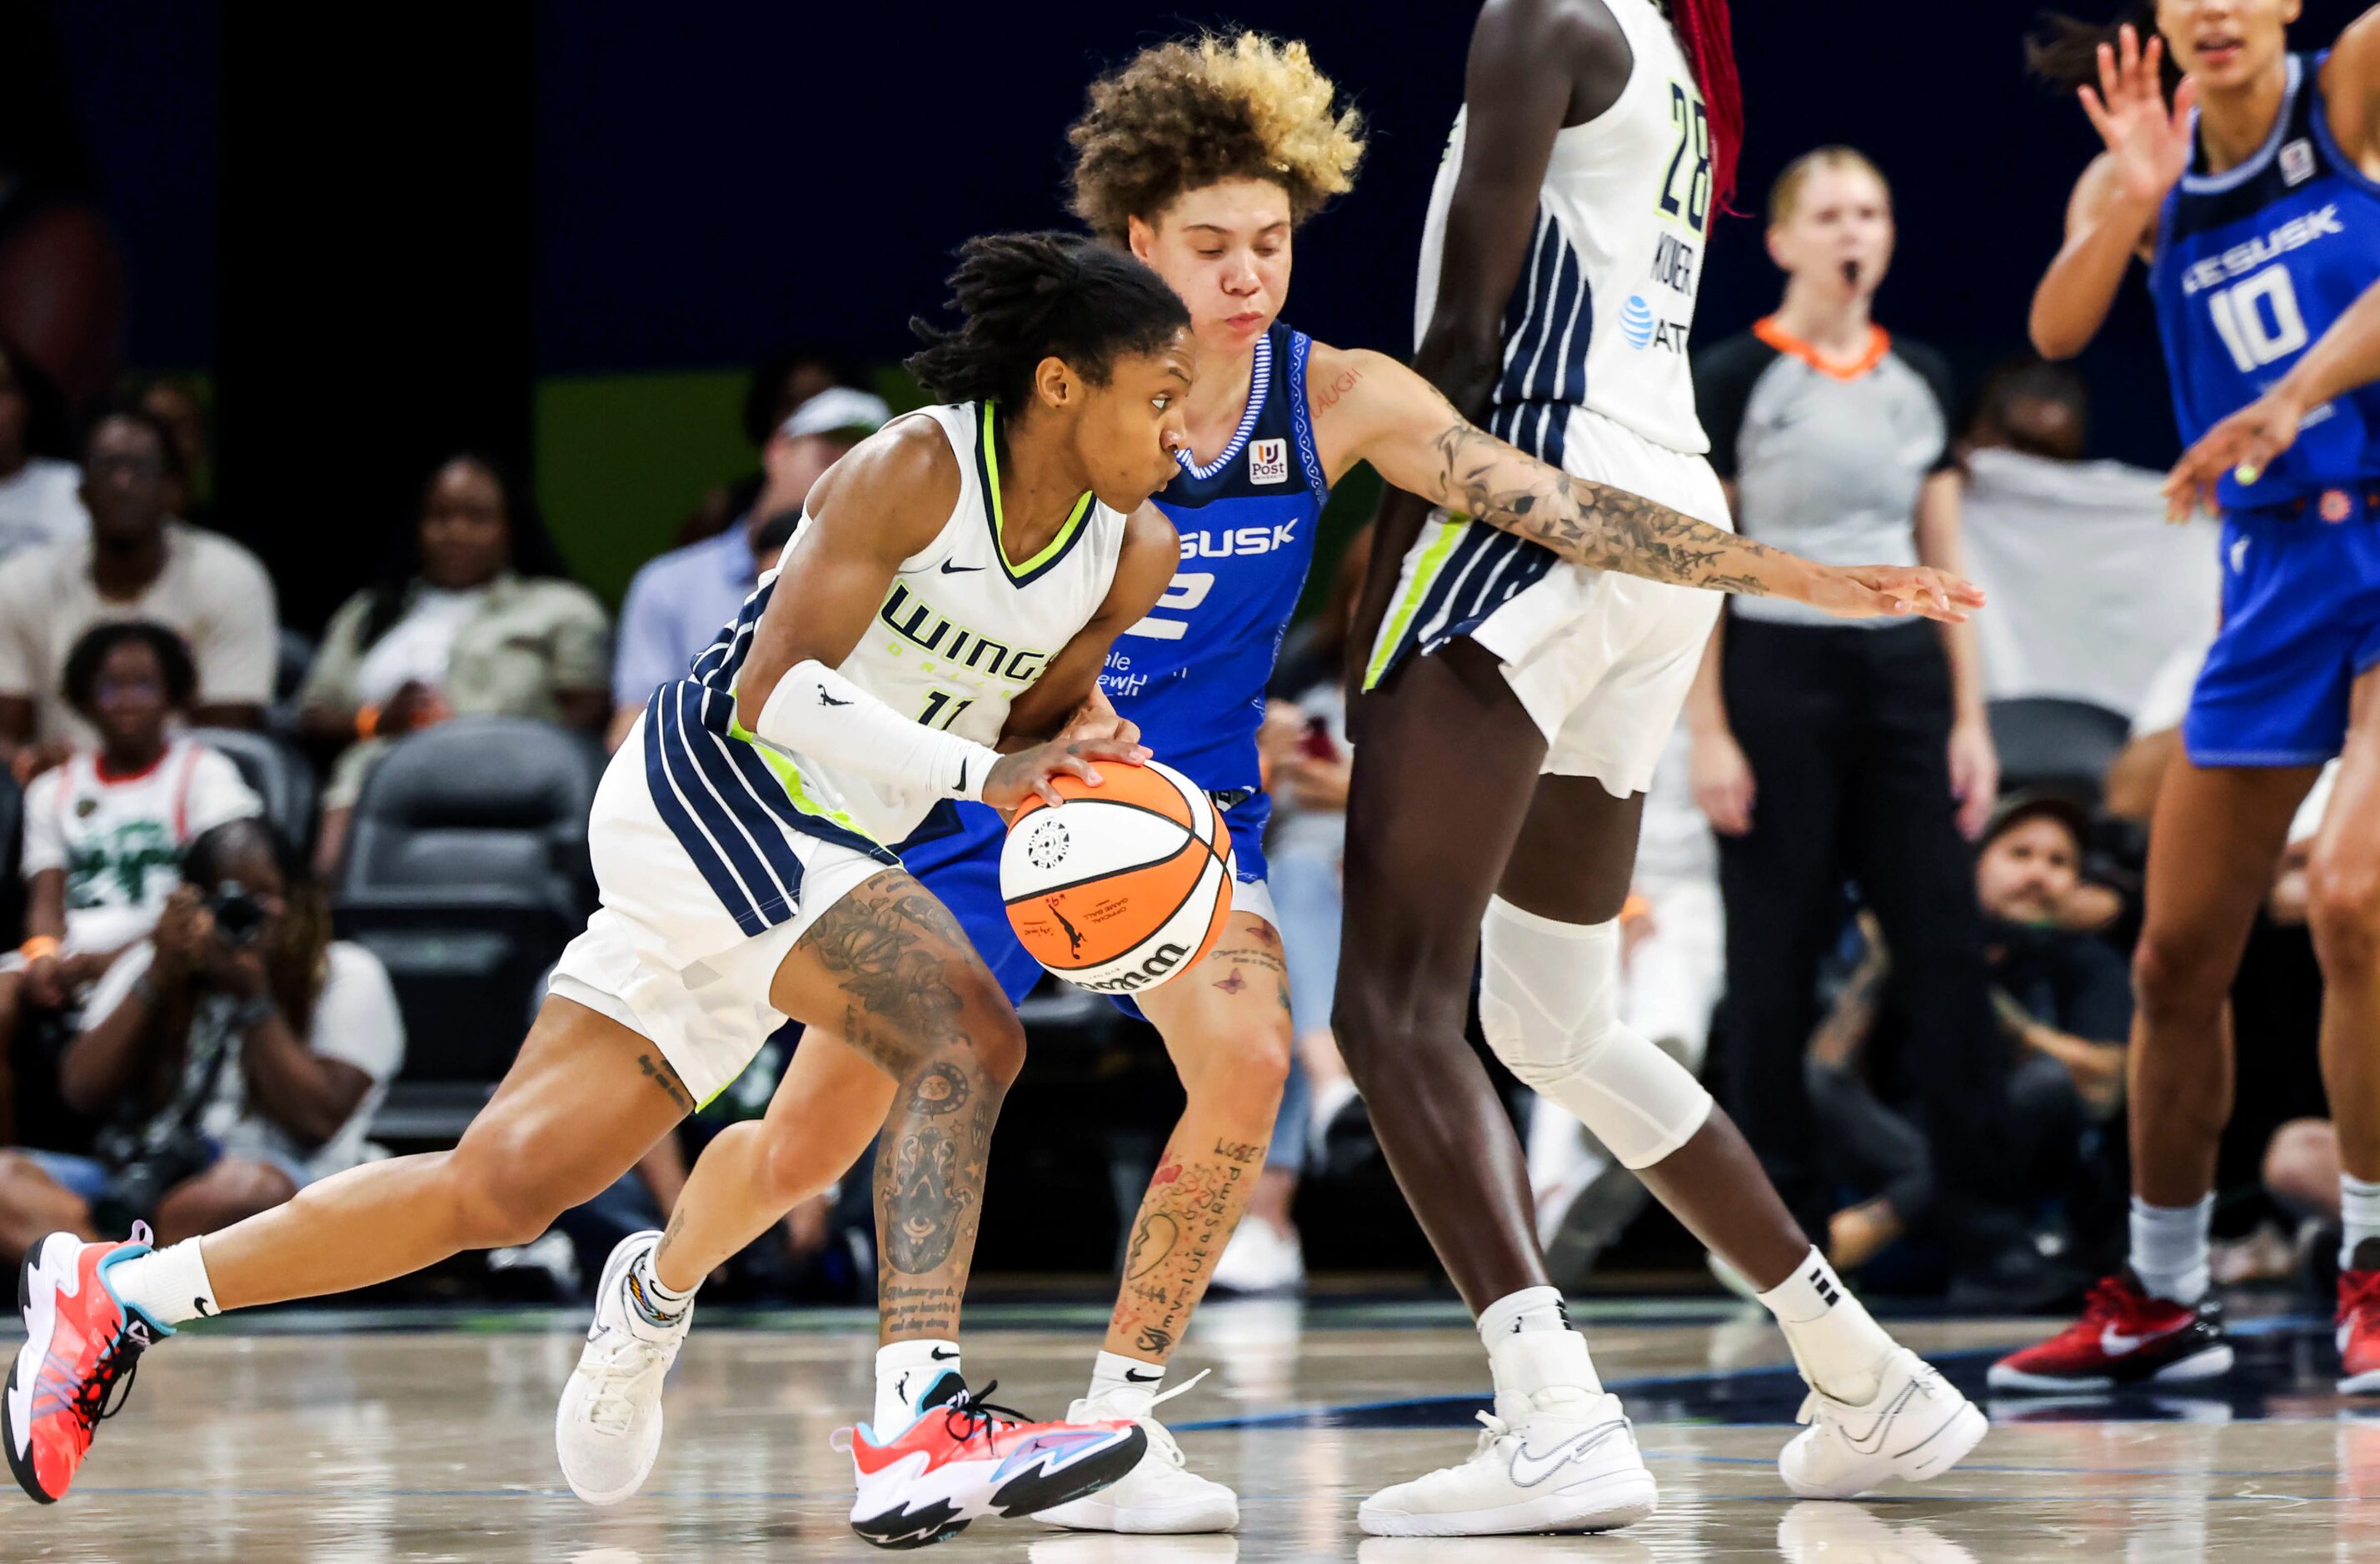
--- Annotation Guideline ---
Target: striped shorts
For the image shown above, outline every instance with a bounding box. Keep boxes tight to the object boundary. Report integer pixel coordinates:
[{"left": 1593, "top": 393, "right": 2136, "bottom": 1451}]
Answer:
[
  {"left": 1362, "top": 406, "right": 1729, "bottom": 797},
  {"left": 547, "top": 701, "right": 898, "bottom": 1108}
]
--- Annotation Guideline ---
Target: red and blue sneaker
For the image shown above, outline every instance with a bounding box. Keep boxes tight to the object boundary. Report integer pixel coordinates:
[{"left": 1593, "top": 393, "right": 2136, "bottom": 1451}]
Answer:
[
  {"left": 841, "top": 1372, "right": 1147, "bottom": 1549},
  {"left": 1987, "top": 1271, "right": 2231, "bottom": 1393},
  {"left": 4, "top": 1225, "right": 174, "bottom": 1503}
]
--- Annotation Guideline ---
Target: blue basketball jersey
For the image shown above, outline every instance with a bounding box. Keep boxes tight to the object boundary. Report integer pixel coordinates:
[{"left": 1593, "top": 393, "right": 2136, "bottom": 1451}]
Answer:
[
  {"left": 1101, "top": 320, "right": 1331, "bottom": 804},
  {"left": 2150, "top": 52, "right": 2380, "bottom": 512}
]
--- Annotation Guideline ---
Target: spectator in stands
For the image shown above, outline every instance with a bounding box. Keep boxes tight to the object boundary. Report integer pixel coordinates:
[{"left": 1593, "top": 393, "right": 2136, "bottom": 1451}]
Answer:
[
  {"left": 1807, "top": 792, "right": 2127, "bottom": 1277},
  {"left": 0, "top": 621, "right": 264, "bottom": 1080},
  {"left": 0, "top": 403, "right": 277, "bottom": 775},
  {"left": 673, "top": 345, "right": 867, "bottom": 547},
  {"left": 300, "top": 453, "right": 611, "bottom": 872},
  {"left": 0, "top": 817, "right": 402, "bottom": 1265},
  {"left": 130, "top": 375, "right": 214, "bottom": 530},
  {"left": 1687, "top": 147, "right": 2009, "bottom": 1274},
  {"left": 0, "top": 339, "right": 83, "bottom": 562},
  {"left": 608, "top": 390, "right": 886, "bottom": 750},
  {"left": 1958, "top": 356, "right": 2218, "bottom": 729}
]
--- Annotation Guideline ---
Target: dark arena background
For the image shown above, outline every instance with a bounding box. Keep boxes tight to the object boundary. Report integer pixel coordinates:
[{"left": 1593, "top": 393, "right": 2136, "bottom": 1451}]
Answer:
[{"left": 2, "top": 0, "right": 2378, "bottom": 1557}]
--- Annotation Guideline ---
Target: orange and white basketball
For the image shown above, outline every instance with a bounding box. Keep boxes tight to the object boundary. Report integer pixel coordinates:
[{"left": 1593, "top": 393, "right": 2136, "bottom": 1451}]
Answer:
[{"left": 1000, "top": 759, "right": 1233, "bottom": 995}]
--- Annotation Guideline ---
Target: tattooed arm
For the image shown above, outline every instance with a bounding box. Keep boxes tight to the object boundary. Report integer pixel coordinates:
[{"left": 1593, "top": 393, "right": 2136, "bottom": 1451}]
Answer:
[{"left": 1315, "top": 341, "right": 1985, "bottom": 624}]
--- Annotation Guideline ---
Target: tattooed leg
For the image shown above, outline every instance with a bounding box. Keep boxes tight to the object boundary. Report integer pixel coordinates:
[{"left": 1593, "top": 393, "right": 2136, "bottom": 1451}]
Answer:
[
  {"left": 770, "top": 870, "right": 1025, "bottom": 1344},
  {"left": 1111, "top": 911, "right": 1294, "bottom": 1362}
]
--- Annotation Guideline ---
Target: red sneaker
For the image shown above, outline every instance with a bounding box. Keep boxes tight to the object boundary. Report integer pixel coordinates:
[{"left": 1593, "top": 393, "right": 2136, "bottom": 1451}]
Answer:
[
  {"left": 2338, "top": 1268, "right": 2380, "bottom": 1393},
  {"left": 3, "top": 1226, "right": 173, "bottom": 1504},
  {"left": 1988, "top": 1272, "right": 2232, "bottom": 1392},
  {"left": 841, "top": 1374, "right": 1147, "bottom": 1548}
]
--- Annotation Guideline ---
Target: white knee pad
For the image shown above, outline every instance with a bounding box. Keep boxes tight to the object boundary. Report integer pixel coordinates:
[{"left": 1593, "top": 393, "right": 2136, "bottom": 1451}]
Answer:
[{"left": 1479, "top": 896, "right": 1714, "bottom": 1170}]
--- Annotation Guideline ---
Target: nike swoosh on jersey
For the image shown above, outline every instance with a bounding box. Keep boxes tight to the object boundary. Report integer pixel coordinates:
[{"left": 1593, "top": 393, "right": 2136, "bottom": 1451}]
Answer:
[
  {"left": 1506, "top": 1422, "right": 1624, "bottom": 1487},
  {"left": 940, "top": 560, "right": 985, "bottom": 574}
]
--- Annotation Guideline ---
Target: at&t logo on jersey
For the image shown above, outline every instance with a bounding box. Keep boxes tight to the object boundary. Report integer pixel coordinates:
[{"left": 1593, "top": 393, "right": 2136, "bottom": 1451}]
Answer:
[
  {"left": 1620, "top": 295, "right": 1689, "bottom": 354},
  {"left": 1249, "top": 438, "right": 1289, "bottom": 485}
]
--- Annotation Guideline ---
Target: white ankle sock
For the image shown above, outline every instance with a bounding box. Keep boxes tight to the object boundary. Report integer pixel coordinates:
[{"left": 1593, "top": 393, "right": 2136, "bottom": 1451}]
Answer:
[
  {"left": 1756, "top": 1248, "right": 1894, "bottom": 1407},
  {"left": 103, "top": 1238, "right": 219, "bottom": 1328},
  {"left": 873, "top": 1339, "right": 960, "bottom": 1436},
  {"left": 2341, "top": 1176, "right": 2380, "bottom": 1270},
  {"left": 2130, "top": 1195, "right": 2213, "bottom": 1305},
  {"left": 621, "top": 1245, "right": 692, "bottom": 1340},
  {"left": 1088, "top": 1347, "right": 1164, "bottom": 1403},
  {"left": 1477, "top": 1285, "right": 1569, "bottom": 1348}
]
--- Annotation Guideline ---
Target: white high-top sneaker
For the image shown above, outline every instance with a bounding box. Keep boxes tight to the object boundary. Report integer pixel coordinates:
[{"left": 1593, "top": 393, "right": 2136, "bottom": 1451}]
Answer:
[
  {"left": 1033, "top": 1376, "right": 1239, "bottom": 1533},
  {"left": 1358, "top": 1383, "right": 1656, "bottom": 1537},
  {"left": 1777, "top": 1346, "right": 1988, "bottom": 1500},
  {"left": 556, "top": 1231, "right": 695, "bottom": 1505}
]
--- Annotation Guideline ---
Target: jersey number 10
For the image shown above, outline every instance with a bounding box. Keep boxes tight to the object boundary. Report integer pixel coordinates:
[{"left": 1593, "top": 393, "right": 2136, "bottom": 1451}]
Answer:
[{"left": 2208, "top": 264, "right": 2311, "bottom": 374}]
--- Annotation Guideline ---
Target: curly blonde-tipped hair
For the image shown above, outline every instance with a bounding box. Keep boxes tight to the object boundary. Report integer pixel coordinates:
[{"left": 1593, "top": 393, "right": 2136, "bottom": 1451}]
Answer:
[{"left": 1068, "top": 32, "right": 1367, "bottom": 242}]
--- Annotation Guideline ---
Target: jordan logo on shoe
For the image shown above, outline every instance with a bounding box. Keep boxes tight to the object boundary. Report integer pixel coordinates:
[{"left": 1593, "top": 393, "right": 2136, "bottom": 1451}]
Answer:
[
  {"left": 192, "top": 1298, "right": 217, "bottom": 1318},
  {"left": 1507, "top": 1422, "right": 1622, "bottom": 1487}
]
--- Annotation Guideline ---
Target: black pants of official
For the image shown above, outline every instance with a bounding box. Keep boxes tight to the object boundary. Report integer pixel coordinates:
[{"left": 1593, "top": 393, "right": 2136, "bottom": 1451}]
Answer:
[{"left": 1715, "top": 616, "right": 2007, "bottom": 1247}]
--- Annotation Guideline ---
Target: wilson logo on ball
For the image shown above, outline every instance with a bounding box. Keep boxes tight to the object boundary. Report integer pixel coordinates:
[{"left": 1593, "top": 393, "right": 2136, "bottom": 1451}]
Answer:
[{"left": 999, "top": 759, "right": 1234, "bottom": 995}]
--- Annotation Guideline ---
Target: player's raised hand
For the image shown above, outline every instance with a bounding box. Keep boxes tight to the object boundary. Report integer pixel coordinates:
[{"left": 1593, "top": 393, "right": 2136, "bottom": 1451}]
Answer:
[
  {"left": 2163, "top": 388, "right": 2306, "bottom": 519},
  {"left": 2078, "top": 26, "right": 2198, "bottom": 207},
  {"left": 984, "top": 735, "right": 1150, "bottom": 812},
  {"left": 1799, "top": 564, "right": 1984, "bottom": 624}
]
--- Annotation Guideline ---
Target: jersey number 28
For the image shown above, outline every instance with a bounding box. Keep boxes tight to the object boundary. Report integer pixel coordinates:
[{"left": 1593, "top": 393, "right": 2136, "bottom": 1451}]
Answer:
[{"left": 1659, "top": 83, "right": 1712, "bottom": 234}]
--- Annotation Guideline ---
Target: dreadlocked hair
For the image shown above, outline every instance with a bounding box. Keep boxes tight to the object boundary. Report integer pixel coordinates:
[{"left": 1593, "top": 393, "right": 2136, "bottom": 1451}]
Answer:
[
  {"left": 906, "top": 232, "right": 1190, "bottom": 410},
  {"left": 1670, "top": 0, "right": 1745, "bottom": 216},
  {"left": 2028, "top": 4, "right": 2183, "bottom": 96},
  {"left": 1067, "top": 32, "right": 1366, "bottom": 242}
]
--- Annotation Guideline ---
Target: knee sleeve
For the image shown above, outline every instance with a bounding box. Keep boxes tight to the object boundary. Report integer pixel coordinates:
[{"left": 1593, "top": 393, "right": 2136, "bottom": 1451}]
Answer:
[{"left": 1479, "top": 896, "right": 1713, "bottom": 1170}]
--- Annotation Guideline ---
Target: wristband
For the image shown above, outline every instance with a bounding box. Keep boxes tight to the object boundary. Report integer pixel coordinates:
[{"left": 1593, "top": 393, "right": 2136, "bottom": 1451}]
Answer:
[
  {"left": 751, "top": 661, "right": 1000, "bottom": 804},
  {"left": 17, "top": 935, "right": 59, "bottom": 963},
  {"left": 356, "top": 704, "right": 382, "bottom": 740}
]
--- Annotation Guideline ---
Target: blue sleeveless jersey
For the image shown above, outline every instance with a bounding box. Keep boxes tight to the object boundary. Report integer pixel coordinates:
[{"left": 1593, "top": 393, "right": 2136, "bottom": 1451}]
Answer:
[
  {"left": 893, "top": 320, "right": 1331, "bottom": 1009},
  {"left": 2150, "top": 52, "right": 2380, "bottom": 511},
  {"left": 2148, "top": 52, "right": 2380, "bottom": 767}
]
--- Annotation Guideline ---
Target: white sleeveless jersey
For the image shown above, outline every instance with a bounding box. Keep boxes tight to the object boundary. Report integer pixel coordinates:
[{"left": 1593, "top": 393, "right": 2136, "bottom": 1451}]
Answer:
[
  {"left": 1414, "top": 0, "right": 1712, "bottom": 457},
  {"left": 652, "top": 400, "right": 1130, "bottom": 854}
]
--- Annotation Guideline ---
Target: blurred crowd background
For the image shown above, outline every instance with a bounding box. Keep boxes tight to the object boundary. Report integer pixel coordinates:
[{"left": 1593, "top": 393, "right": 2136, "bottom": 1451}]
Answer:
[{"left": 0, "top": 0, "right": 2360, "bottom": 1312}]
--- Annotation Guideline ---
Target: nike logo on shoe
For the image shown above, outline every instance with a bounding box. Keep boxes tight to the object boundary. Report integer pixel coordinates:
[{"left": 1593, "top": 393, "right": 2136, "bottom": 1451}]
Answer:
[
  {"left": 2100, "top": 1320, "right": 2190, "bottom": 1356},
  {"left": 1832, "top": 1381, "right": 1923, "bottom": 1455},
  {"left": 1506, "top": 1422, "right": 1624, "bottom": 1487}
]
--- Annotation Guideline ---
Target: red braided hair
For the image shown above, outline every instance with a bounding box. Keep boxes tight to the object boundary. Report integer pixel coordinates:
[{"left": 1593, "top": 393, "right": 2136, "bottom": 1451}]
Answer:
[{"left": 1670, "top": 0, "right": 1744, "bottom": 217}]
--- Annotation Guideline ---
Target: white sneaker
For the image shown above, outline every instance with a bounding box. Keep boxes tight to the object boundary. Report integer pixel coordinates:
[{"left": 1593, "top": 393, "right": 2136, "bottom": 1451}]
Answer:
[
  {"left": 1777, "top": 1347, "right": 1988, "bottom": 1500},
  {"left": 1357, "top": 1386, "right": 1656, "bottom": 1537},
  {"left": 1034, "top": 1377, "right": 1238, "bottom": 1533},
  {"left": 1210, "top": 1221, "right": 1304, "bottom": 1296},
  {"left": 556, "top": 1231, "right": 693, "bottom": 1505}
]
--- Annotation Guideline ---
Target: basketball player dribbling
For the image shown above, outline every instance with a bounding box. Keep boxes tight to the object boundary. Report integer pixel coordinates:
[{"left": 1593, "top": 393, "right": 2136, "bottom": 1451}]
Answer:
[
  {"left": 548, "top": 27, "right": 1988, "bottom": 1542},
  {"left": 6, "top": 233, "right": 1201, "bottom": 1546},
  {"left": 1994, "top": 2, "right": 2380, "bottom": 1397},
  {"left": 1335, "top": 0, "right": 1989, "bottom": 1536}
]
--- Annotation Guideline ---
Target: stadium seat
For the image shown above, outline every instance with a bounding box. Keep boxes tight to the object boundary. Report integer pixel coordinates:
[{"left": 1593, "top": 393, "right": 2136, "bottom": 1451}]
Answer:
[
  {"left": 334, "top": 718, "right": 599, "bottom": 1086},
  {"left": 0, "top": 764, "right": 20, "bottom": 948},
  {"left": 1987, "top": 696, "right": 2132, "bottom": 803},
  {"left": 191, "top": 726, "right": 321, "bottom": 859}
]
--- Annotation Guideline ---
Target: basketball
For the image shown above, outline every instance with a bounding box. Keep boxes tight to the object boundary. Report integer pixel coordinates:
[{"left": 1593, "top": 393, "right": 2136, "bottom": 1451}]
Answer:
[{"left": 1000, "top": 759, "right": 1234, "bottom": 995}]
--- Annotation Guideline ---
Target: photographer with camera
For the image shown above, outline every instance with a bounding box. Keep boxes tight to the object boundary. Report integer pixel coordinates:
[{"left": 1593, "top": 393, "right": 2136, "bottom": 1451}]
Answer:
[{"left": 0, "top": 817, "right": 402, "bottom": 1264}]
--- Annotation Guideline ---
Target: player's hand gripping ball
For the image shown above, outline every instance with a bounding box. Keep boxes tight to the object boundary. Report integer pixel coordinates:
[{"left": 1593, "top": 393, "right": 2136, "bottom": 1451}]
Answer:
[{"left": 1000, "top": 759, "right": 1233, "bottom": 994}]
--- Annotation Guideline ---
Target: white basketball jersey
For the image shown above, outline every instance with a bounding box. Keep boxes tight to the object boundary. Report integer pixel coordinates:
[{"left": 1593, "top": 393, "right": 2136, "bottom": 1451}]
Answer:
[
  {"left": 764, "top": 401, "right": 1130, "bottom": 845},
  {"left": 1414, "top": 0, "right": 1713, "bottom": 456}
]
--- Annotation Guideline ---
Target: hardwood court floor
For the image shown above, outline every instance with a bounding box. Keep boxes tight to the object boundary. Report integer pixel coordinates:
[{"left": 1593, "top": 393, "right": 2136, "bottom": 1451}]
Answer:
[{"left": 4, "top": 1295, "right": 2372, "bottom": 1561}]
